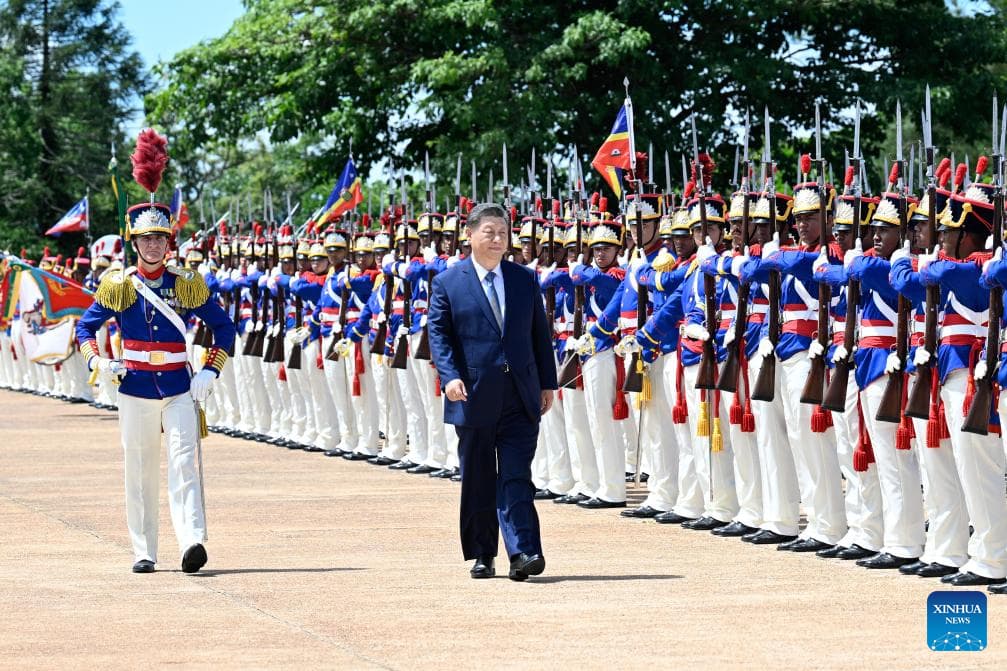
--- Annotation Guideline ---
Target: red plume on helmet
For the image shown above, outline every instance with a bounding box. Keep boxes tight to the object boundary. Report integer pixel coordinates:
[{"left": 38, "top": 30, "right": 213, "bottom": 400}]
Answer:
[
  {"left": 800, "top": 153, "right": 812, "bottom": 178},
  {"left": 551, "top": 199, "right": 561, "bottom": 217},
  {"left": 936, "top": 157, "right": 951, "bottom": 176},
  {"left": 130, "top": 128, "right": 169, "bottom": 195},
  {"left": 359, "top": 213, "right": 371, "bottom": 229},
  {"left": 954, "top": 163, "right": 967, "bottom": 191},
  {"left": 887, "top": 162, "right": 899, "bottom": 189},
  {"left": 590, "top": 192, "right": 600, "bottom": 207},
  {"left": 113, "top": 239, "right": 123, "bottom": 253},
  {"left": 976, "top": 155, "right": 989, "bottom": 179},
  {"left": 690, "top": 153, "right": 715, "bottom": 190},
  {"left": 599, "top": 196, "right": 608, "bottom": 215},
  {"left": 509, "top": 206, "right": 518, "bottom": 223},
  {"left": 683, "top": 180, "right": 695, "bottom": 198},
  {"left": 844, "top": 166, "right": 855, "bottom": 187}
]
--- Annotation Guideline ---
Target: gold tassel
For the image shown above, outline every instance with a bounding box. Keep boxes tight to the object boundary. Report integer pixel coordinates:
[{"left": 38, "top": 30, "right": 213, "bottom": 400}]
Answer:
[
  {"left": 712, "top": 417, "right": 724, "bottom": 452},
  {"left": 640, "top": 361, "right": 652, "bottom": 403},
  {"left": 87, "top": 365, "right": 99, "bottom": 386},
  {"left": 198, "top": 405, "right": 209, "bottom": 439},
  {"left": 94, "top": 270, "right": 137, "bottom": 311},
  {"left": 169, "top": 267, "right": 210, "bottom": 308},
  {"left": 200, "top": 348, "right": 209, "bottom": 367},
  {"left": 697, "top": 398, "right": 710, "bottom": 437}
]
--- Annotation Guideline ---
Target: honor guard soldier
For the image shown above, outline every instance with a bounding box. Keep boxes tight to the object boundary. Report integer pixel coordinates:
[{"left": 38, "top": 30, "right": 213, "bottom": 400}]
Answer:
[{"left": 75, "top": 129, "right": 236, "bottom": 574}]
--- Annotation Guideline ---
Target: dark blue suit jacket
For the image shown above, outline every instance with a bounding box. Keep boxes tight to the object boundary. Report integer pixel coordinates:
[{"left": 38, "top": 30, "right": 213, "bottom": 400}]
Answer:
[{"left": 428, "top": 256, "right": 558, "bottom": 427}]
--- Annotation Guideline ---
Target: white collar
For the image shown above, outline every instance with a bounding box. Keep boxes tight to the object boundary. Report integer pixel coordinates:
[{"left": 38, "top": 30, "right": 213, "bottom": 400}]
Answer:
[{"left": 472, "top": 257, "right": 502, "bottom": 282}]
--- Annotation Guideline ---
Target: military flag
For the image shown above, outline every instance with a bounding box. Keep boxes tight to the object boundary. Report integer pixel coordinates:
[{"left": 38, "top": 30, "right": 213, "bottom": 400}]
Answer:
[
  {"left": 44, "top": 197, "right": 89, "bottom": 237},
  {"left": 170, "top": 186, "right": 190, "bottom": 231},
  {"left": 591, "top": 100, "right": 635, "bottom": 199},
  {"left": 317, "top": 157, "right": 364, "bottom": 227}
]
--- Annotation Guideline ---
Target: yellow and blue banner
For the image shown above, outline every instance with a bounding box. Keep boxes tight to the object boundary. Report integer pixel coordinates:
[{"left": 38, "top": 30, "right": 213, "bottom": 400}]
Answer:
[
  {"left": 317, "top": 158, "right": 364, "bottom": 227},
  {"left": 591, "top": 103, "right": 633, "bottom": 199}
]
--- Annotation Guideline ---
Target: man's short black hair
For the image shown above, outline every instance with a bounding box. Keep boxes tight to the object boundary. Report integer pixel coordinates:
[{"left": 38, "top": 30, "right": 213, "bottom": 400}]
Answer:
[{"left": 467, "top": 202, "right": 508, "bottom": 230}]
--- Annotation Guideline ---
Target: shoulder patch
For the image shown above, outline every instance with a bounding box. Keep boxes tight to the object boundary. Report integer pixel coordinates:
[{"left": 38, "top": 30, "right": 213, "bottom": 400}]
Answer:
[
  {"left": 95, "top": 269, "right": 137, "bottom": 312},
  {"left": 167, "top": 265, "right": 197, "bottom": 282}
]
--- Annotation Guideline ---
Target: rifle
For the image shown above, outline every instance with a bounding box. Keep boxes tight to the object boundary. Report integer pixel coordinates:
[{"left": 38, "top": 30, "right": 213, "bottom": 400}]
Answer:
[
  {"left": 252, "top": 268, "right": 268, "bottom": 357},
  {"left": 801, "top": 104, "right": 831, "bottom": 405},
  {"left": 286, "top": 293, "right": 303, "bottom": 370},
  {"left": 751, "top": 107, "right": 780, "bottom": 402},
  {"left": 905, "top": 88, "right": 938, "bottom": 419},
  {"left": 558, "top": 202, "right": 586, "bottom": 388},
  {"left": 963, "top": 98, "right": 1006, "bottom": 434},
  {"left": 877, "top": 102, "right": 912, "bottom": 422},
  {"left": 242, "top": 236, "right": 261, "bottom": 356},
  {"left": 623, "top": 196, "right": 648, "bottom": 394},
  {"left": 693, "top": 116, "right": 718, "bottom": 392},
  {"left": 414, "top": 152, "right": 435, "bottom": 361},
  {"left": 544, "top": 203, "right": 558, "bottom": 329},
  {"left": 391, "top": 203, "right": 412, "bottom": 369},
  {"left": 372, "top": 201, "right": 395, "bottom": 356},
  {"left": 719, "top": 112, "right": 752, "bottom": 394}
]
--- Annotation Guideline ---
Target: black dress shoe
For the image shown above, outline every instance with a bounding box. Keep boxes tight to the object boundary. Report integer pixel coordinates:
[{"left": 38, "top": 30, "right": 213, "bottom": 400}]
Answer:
[
  {"left": 915, "top": 562, "right": 959, "bottom": 578},
  {"left": 433, "top": 468, "right": 456, "bottom": 479},
  {"left": 816, "top": 545, "right": 846, "bottom": 559},
  {"left": 323, "top": 449, "right": 343, "bottom": 457},
  {"left": 682, "top": 516, "right": 729, "bottom": 531},
  {"left": 835, "top": 544, "right": 876, "bottom": 560},
  {"left": 388, "top": 460, "right": 417, "bottom": 470},
  {"left": 470, "top": 556, "right": 495, "bottom": 579},
  {"left": 989, "top": 582, "right": 1007, "bottom": 594},
  {"left": 776, "top": 537, "right": 806, "bottom": 551},
  {"left": 741, "top": 529, "right": 797, "bottom": 545},
  {"left": 508, "top": 553, "right": 545, "bottom": 582},
  {"left": 711, "top": 520, "right": 757, "bottom": 537},
  {"left": 620, "top": 505, "right": 663, "bottom": 519},
  {"left": 897, "top": 560, "right": 929, "bottom": 575},
  {"left": 941, "top": 571, "right": 1006, "bottom": 586},
  {"left": 342, "top": 452, "right": 373, "bottom": 461},
  {"left": 789, "top": 539, "right": 834, "bottom": 553},
  {"left": 856, "top": 552, "right": 919, "bottom": 569},
  {"left": 407, "top": 464, "right": 437, "bottom": 475},
  {"left": 181, "top": 543, "right": 207, "bottom": 574},
  {"left": 577, "top": 497, "right": 626, "bottom": 509},
  {"left": 654, "top": 511, "right": 697, "bottom": 525},
  {"left": 554, "top": 493, "right": 588, "bottom": 504},
  {"left": 534, "top": 488, "right": 561, "bottom": 500},
  {"left": 368, "top": 456, "right": 399, "bottom": 466},
  {"left": 450, "top": 472, "right": 462, "bottom": 482},
  {"left": 132, "top": 559, "right": 155, "bottom": 574}
]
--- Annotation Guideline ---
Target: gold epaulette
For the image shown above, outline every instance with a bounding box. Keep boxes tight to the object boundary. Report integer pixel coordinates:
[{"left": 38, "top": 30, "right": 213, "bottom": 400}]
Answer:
[
  {"left": 94, "top": 268, "right": 137, "bottom": 312},
  {"left": 685, "top": 259, "right": 699, "bottom": 277},
  {"left": 168, "top": 265, "right": 210, "bottom": 308},
  {"left": 651, "top": 249, "right": 676, "bottom": 273}
]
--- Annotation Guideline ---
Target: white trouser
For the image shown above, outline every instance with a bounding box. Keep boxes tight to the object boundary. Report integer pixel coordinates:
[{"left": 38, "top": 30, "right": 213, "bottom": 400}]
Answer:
[
  {"left": 663, "top": 351, "right": 704, "bottom": 517},
  {"left": 831, "top": 374, "right": 883, "bottom": 551},
  {"left": 860, "top": 377, "right": 926, "bottom": 558},
  {"left": 305, "top": 340, "right": 338, "bottom": 450},
  {"left": 323, "top": 335, "right": 358, "bottom": 453},
  {"left": 412, "top": 340, "right": 448, "bottom": 468},
  {"left": 372, "top": 354, "right": 406, "bottom": 459},
  {"left": 232, "top": 340, "right": 256, "bottom": 433},
  {"left": 721, "top": 382, "right": 762, "bottom": 529},
  {"left": 943, "top": 370, "right": 1007, "bottom": 579},
  {"left": 562, "top": 382, "right": 599, "bottom": 497},
  {"left": 285, "top": 346, "right": 311, "bottom": 442},
  {"left": 636, "top": 355, "right": 679, "bottom": 512},
  {"left": 347, "top": 339, "right": 379, "bottom": 455},
  {"left": 215, "top": 357, "right": 240, "bottom": 429},
  {"left": 538, "top": 378, "right": 574, "bottom": 494},
  {"left": 0, "top": 332, "right": 12, "bottom": 387},
  {"left": 749, "top": 354, "right": 801, "bottom": 536},
  {"left": 397, "top": 338, "right": 430, "bottom": 465},
  {"left": 117, "top": 392, "right": 206, "bottom": 563},
  {"left": 779, "top": 352, "right": 846, "bottom": 544},
  {"left": 64, "top": 350, "right": 93, "bottom": 401},
  {"left": 257, "top": 352, "right": 280, "bottom": 437},
  {"left": 911, "top": 376, "right": 969, "bottom": 567},
  {"left": 581, "top": 349, "right": 626, "bottom": 502},
  {"left": 683, "top": 362, "right": 738, "bottom": 522}
]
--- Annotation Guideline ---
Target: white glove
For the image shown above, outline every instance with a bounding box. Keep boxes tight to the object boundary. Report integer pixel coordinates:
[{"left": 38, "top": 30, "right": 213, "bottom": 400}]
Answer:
[
  {"left": 254, "top": 320, "right": 264, "bottom": 332},
  {"left": 569, "top": 254, "right": 585, "bottom": 279},
  {"left": 527, "top": 258, "right": 538, "bottom": 271},
  {"left": 884, "top": 351, "right": 902, "bottom": 374},
  {"left": 696, "top": 237, "right": 717, "bottom": 265},
  {"left": 336, "top": 338, "right": 352, "bottom": 358},
  {"left": 812, "top": 247, "right": 830, "bottom": 275},
  {"left": 761, "top": 232, "right": 780, "bottom": 258},
  {"left": 96, "top": 357, "right": 127, "bottom": 378},
  {"left": 396, "top": 324, "right": 409, "bottom": 337},
  {"left": 682, "top": 322, "right": 710, "bottom": 341},
  {"left": 975, "top": 358, "right": 988, "bottom": 381},
  {"left": 376, "top": 311, "right": 386, "bottom": 325},
  {"left": 230, "top": 268, "right": 243, "bottom": 281},
  {"left": 913, "top": 347, "right": 932, "bottom": 366},
  {"left": 446, "top": 251, "right": 462, "bottom": 268},
  {"left": 541, "top": 262, "right": 557, "bottom": 279},
  {"left": 756, "top": 338, "right": 774, "bottom": 359},
  {"left": 419, "top": 314, "right": 428, "bottom": 328},
  {"left": 723, "top": 325, "right": 736, "bottom": 347},
  {"left": 291, "top": 326, "right": 310, "bottom": 344},
  {"left": 983, "top": 245, "right": 1003, "bottom": 274},
  {"left": 189, "top": 368, "right": 217, "bottom": 402},
  {"left": 831, "top": 343, "right": 849, "bottom": 364},
  {"left": 629, "top": 251, "right": 646, "bottom": 272},
  {"left": 808, "top": 339, "right": 825, "bottom": 360},
  {"left": 986, "top": 234, "right": 995, "bottom": 249},
  {"left": 270, "top": 266, "right": 281, "bottom": 278},
  {"left": 917, "top": 247, "right": 937, "bottom": 272},
  {"left": 422, "top": 246, "right": 436, "bottom": 263},
  {"left": 243, "top": 320, "right": 255, "bottom": 334},
  {"left": 617, "top": 249, "right": 630, "bottom": 266},
  {"left": 577, "top": 336, "right": 597, "bottom": 356},
  {"left": 730, "top": 248, "right": 749, "bottom": 278},
  {"left": 890, "top": 239, "right": 911, "bottom": 266},
  {"left": 843, "top": 238, "right": 863, "bottom": 269},
  {"left": 615, "top": 335, "right": 640, "bottom": 356},
  {"left": 381, "top": 253, "right": 395, "bottom": 270},
  {"left": 330, "top": 321, "right": 342, "bottom": 335}
]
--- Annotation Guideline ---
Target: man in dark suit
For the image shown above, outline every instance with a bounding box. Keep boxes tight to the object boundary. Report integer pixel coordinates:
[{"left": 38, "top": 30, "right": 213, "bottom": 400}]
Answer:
[{"left": 428, "top": 202, "right": 558, "bottom": 581}]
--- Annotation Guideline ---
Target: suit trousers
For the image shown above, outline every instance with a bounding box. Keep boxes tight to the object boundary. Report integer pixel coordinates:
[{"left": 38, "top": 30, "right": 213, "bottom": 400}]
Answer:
[
  {"left": 456, "top": 373, "right": 542, "bottom": 560},
  {"left": 117, "top": 391, "right": 206, "bottom": 563}
]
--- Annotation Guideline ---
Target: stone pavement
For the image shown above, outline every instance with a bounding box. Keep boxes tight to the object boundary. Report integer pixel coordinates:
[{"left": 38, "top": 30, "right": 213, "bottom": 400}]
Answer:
[{"left": 0, "top": 389, "right": 1004, "bottom": 669}]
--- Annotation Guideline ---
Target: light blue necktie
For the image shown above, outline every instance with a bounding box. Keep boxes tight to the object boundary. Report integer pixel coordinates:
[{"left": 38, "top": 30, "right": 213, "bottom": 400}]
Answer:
[{"left": 484, "top": 270, "right": 504, "bottom": 330}]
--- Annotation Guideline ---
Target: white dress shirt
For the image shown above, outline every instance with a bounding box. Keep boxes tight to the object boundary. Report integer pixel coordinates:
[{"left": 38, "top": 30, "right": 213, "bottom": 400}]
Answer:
[{"left": 472, "top": 257, "right": 506, "bottom": 326}]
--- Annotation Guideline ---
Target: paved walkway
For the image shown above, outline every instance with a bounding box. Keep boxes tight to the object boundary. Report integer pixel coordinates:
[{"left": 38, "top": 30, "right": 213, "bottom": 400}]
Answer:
[{"left": 0, "top": 388, "right": 1004, "bottom": 669}]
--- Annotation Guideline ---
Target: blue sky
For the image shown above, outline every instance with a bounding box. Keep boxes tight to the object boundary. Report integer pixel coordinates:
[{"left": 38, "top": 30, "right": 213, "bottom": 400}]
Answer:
[{"left": 118, "top": 0, "right": 246, "bottom": 71}]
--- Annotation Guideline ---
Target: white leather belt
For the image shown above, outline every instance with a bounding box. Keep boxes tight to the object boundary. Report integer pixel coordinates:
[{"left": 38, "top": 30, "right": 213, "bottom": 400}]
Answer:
[
  {"left": 122, "top": 349, "right": 188, "bottom": 365},
  {"left": 860, "top": 325, "right": 896, "bottom": 338}
]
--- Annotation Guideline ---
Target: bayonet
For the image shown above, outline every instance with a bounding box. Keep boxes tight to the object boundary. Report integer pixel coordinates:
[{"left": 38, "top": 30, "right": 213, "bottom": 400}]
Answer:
[
  {"left": 471, "top": 160, "right": 477, "bottom": 202},
  {"left": 664, "top": 150, "right": 672, "bottom": 199},
  {"left": 648, "top": 141, "right": 654, "bottom": 185}
]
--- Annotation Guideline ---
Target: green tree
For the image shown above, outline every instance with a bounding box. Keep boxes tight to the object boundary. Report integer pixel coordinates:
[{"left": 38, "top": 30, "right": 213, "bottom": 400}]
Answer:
[
  {"left": 148, "top": 0, "right": 1007, "bottom": 201},
  {"left": 0, "top": 0, "right": 146, "bottom": 260}
]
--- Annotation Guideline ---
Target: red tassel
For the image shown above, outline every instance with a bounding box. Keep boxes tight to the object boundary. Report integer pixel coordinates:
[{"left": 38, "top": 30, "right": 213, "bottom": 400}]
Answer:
[
  {"left": 672, "top": 344, "right": 688, "bottom": 424},
  {"left": 316, "top": 344, "right": 324, "bottom": 370},
  {"left": 613, "top": 353, "right": 629, "bottom": 420},
  {"left": 575, "top": 361, "right": 584, "bottom": 390},
  {"left": 926, "top": 372, "right": 941, "bottom": 448},
  {"left": 352, "top": 341, "right": 364, "bottom": 396},
  {"left": 557, "top": 388, "right": 563, "bottom": 402},
  {"left": 434, "top": 373, "right": 441, "bottom": 397},
  {"left": 741, "top": 399, "right": 755, "bottom": 433},
  {"left": 895, "top": 424, "right": 912, "bottom": 450},
  {"left": 853, "top": 396, "right": 875, "bottom": 472},
  {"left": 938, "top": 401, "right": 950, "bottom": 440},
  {"left": 729, "top": 393, "right": 743, "bottom": 425},
  {"left": 895, "top": 373, "right": 912, "bottom": 449},
  {"left": 352, "top": 373, "right": 361, "bottom": 397},
  {"left": 823, "top": 406, "right": 834, "bottom": 429},
  {"left": 810, "top": 405, "right": 828, "bottom": 433},
  {"left": 278, "top": 364, "right": 287, "bottom": 381}
]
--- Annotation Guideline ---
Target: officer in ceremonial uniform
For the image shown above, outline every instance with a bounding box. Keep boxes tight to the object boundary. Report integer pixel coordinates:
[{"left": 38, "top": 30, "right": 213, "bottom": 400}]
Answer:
[{"left": 75, "top": 128, "right": 236, "bottom": 574}]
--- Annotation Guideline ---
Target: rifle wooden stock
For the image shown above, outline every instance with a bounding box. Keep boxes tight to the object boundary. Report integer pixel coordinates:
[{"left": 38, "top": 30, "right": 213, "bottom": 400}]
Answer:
[
  {"left": 286, "top": 295, "right": 303, "bottom": 370},
  {"left": 413, "top": 269, "right": 435, "bottom": 361},
  {"left": 371, "top": 272, "right": 394, "bottom": 356},
  {"left": 801, "top": 281, "right": 831, "bottom": 405},
  {"left": 390, "top": 274, "right": 412, "bottom": 370},
  {"left": 623, "top": 351, "right": 644, "bottom": 393},
  {"left": 695, "top": 273, "right": 718, "bottom": 390},
  {"left": 875, "top": 294, "right": 912, "bottom": 423},
  {"left": 822, "top": 279, "right": 859, "bottom": 411},
  {"left": 751, "top": 271, "right": 780, "bottom": 402},
  {"left": 905, "top": 288, "right": 939, "bottom": 419},
  {"left": 251, "top": 283, "right": 267, "bottom": 357},
  {"left": 272, "top": 286, "right": 286, "bottom": 364}
]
